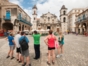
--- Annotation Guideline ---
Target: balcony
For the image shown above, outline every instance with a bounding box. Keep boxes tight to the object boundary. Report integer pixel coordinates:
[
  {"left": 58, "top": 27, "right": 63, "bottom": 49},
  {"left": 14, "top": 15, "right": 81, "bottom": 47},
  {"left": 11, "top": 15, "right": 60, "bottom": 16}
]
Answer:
[
  {"left": 4, "top": 16, "right": 11, "bottom": 21},
  {"left": 18, "top": 17, "right": 32, "bottom": 26},
  {"left": 76, "top": 17, "right": 88, "bottom": 23}
]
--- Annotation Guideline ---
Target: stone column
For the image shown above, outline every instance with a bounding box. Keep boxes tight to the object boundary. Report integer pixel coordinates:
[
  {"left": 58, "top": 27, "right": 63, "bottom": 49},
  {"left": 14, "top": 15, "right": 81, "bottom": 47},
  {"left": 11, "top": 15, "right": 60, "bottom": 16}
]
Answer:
[
  {"left": 75, "top": 27, "right": 78, "bottom": 34},
  {"left": 80, "top": 28, "right": 82, "bottom": 34},
  {"left": 13, "top": 25, "right": 18, "bottom": 34},
  {"left": 87, "top": 23, "right": 88, "bottom": 32},
  {"left": 21, "top": 24, "right": 23, "bottom": 31}
]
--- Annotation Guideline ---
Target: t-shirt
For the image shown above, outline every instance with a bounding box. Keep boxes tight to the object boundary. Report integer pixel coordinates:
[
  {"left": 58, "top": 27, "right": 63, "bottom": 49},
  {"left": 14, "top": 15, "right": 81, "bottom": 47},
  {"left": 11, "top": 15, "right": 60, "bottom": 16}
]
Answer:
[
  {"left": 8, "top": 36, "right": 14, "bottom": 45},
  {"left": 14, "top": 34, "right": 21, "bottom": 48},
  {"left": 33, "top": 34, "right": 41, "bottom": 45}
]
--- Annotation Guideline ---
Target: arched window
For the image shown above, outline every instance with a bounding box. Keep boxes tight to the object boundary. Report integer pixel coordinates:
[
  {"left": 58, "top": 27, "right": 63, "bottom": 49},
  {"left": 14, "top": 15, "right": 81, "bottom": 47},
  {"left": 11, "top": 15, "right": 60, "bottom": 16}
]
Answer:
[
  {"left": 34, "top": 17, "right": 35, "bottom": 20},
  {"left": 48, "top": 17, "right": 50, "bottom": 21},
  {"left": 63, "top": 17, "right": 66, "bottom": 22},
  {"left": 83, "top": 14, "right": 85, "bottom": 20},
  {"left": 34, "top": 11, "right": 36, "bottom": 14},
  {"left": 63, "top": 11, "right": 66, "bottom": 15}
]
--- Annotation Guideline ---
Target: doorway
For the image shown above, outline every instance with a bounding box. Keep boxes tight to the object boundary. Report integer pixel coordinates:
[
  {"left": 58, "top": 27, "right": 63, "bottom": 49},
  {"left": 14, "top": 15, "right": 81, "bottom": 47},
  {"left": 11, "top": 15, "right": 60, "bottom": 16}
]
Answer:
[
  {"left": 47, "top": 26, "right": 51, "bottom": 29},
  {"left": 57, "top": 28, "right": 59, "bottom": 32}
]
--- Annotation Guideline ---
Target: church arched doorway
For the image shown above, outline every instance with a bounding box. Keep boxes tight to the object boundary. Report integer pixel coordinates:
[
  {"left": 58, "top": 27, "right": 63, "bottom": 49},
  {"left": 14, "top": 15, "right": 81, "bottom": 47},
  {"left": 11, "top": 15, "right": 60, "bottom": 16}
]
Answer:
[{"left": 47, "top": 26, "right": 51, "bottom": 29}]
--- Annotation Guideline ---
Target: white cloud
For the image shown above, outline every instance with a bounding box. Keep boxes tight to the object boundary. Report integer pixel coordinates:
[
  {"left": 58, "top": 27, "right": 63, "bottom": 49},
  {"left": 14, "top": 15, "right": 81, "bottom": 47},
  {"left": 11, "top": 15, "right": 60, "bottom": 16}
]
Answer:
[
  {"left": 9, "top": 0, "right": 88, "bottom": 19},
  {"left": 9, "top": 0, "right": 23, "bottom": 8},
  {"left": 36, "top": 0, "right": 88, "bottom": 19}
]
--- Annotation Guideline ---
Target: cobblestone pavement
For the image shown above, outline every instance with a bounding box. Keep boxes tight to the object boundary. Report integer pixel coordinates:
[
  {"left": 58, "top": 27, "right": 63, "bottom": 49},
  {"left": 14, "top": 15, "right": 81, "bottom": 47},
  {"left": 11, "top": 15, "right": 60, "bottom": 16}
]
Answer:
[{"left": 0, "top": 34, "right": 88, "bottom": 66}]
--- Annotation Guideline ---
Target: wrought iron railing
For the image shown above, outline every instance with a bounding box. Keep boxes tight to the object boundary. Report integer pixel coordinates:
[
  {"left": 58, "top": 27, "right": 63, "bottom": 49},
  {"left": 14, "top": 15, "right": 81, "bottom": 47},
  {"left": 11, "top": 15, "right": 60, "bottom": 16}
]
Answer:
[
  {"left": 4, "top": 16, "right": 11, "bottom": 20},
  {"left": 76, "top": 17, "right": 88, "bottom": 23},
  {"left": 18, "top": 17, "right": 32, "bottom": 26}
]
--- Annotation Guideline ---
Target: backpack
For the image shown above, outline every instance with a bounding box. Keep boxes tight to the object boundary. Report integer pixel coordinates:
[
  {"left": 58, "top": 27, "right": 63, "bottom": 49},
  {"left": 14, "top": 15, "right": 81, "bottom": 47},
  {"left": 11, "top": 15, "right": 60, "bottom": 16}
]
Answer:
[{"left": 19, "top": 37, "right": 29, "bottom": 51}]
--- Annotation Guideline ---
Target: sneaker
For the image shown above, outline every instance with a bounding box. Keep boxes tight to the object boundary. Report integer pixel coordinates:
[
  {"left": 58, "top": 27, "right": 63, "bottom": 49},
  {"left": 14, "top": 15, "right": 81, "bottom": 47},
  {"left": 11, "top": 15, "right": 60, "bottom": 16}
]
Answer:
[
  {"left": 19, "top": 61, "right": 22, "bottom": 63},
  {"left": 6, "top": 56, "right": 10, "bottom": 58},
  {"left": 29, "top": 64, "right": 31, "bottom": 66},
  {"left": 52, "top": 61, "right": 55, "bottom": 65},
  {"left": 11, "top": 57, "right": 14, "bottom": 60},
  {"left": 60, "top": 54, "right": 63, "bottom": 56},
  {"left": 56, "top": 55, "right": 60, "bottom": 58},
  {"left": 47, "top": 61, "right": 51, "bottom": 66},
  {"left": 22, "top": 62, "right": 26, "bottom": 66},
  {"left": 17, "top": 59, "right": 19, "bottom": 61},
  {"left": 33, "top": 57, "right": 39, "bottom": 60}
]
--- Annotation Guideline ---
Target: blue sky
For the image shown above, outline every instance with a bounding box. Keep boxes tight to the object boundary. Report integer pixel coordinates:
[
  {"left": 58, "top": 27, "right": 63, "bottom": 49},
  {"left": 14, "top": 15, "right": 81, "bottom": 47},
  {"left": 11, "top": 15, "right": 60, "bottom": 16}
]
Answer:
[{"left": 9, "top": 0, "right": 88, "bottom": 18}]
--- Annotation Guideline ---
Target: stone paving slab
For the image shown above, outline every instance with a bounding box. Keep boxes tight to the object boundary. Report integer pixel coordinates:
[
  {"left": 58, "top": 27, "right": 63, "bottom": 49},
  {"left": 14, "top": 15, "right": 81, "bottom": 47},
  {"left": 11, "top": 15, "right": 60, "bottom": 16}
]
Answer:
[{"left": 0, "top": 34, "right": 88, "bottom": 66}]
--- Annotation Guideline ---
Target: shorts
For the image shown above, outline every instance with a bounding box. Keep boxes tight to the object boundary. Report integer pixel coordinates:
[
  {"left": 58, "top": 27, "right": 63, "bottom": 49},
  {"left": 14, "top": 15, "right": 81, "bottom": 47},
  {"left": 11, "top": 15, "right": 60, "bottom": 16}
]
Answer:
[
  {"left": 9, "top": 45, "right": 15, "bottom": 50},
  {"left": 59, "top": 43, "right": 64, "bottom": 46},
  {"left": 48, "top": 47, "right": 55, "bottom": 50},
  {"left": 21, "top": 49, "right": 29, "bottom": 57},
  {"left": 16, "top": 48, "right": 21, "bottom": 53}
]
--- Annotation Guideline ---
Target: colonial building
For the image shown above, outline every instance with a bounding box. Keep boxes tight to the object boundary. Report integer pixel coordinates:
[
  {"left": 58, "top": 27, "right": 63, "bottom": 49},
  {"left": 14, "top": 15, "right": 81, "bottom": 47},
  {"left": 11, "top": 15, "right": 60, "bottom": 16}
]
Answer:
[
  {"left": 32, "top": 5, "right": 70, "bottom": 33},
  {"left": 75, "top": 9, "right": 88, "bottom": 34},
  {"left": 68, "top": 8, "right": 85, "bottom": 32},
  {"left": 0, "top": 0, "right": 32, "bottom": 33}
]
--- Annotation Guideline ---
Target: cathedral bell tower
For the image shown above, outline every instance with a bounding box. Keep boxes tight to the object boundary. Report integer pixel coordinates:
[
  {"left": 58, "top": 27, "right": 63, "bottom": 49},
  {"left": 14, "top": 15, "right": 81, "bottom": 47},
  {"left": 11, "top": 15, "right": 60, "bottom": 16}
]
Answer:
[
  {"left": 32, "top": 5, "right": 37, "bottom": 30},
  {"left": 60, "top": 5, "right": 68, "bottom": 33}
]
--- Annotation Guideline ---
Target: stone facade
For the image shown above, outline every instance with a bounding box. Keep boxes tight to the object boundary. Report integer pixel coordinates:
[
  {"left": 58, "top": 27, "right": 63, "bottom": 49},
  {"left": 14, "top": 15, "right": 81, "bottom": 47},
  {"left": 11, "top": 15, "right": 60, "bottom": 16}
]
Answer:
[
  {"left": 0, "top": 0, "right": 32, "bottom": 34},
  {"left": 68, "top": 8, "right": 85, "bottom": 32},
  {"left": 37, "top": 12, "right": 61, "bottom": 32},
  {"left": 75, "top": 9, "right": 88, "bottom": 34}
]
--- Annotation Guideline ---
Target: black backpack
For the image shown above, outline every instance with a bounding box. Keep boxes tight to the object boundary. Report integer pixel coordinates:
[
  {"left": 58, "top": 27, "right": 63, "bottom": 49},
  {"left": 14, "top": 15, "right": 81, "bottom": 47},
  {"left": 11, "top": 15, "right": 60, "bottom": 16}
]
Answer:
[{"left": 19, "top": 37, "right": 29, "bottom": 51}]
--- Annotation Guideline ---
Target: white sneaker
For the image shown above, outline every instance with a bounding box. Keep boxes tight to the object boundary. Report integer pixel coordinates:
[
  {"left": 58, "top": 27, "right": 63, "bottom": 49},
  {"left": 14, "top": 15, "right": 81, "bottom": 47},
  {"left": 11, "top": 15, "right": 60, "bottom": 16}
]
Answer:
[
  {"left": 60, "top": 54, "right": 63, "bottom": 56},
  {"left": 56, "top": 55, "right": 60, "bottom": 58}
]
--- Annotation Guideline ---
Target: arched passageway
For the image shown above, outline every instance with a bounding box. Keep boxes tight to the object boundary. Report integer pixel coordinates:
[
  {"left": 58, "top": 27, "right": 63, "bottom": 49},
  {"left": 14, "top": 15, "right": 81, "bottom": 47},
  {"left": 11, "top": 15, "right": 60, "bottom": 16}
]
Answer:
[{"left": 2, "top": 23, "right": 13, "bottom": 30}]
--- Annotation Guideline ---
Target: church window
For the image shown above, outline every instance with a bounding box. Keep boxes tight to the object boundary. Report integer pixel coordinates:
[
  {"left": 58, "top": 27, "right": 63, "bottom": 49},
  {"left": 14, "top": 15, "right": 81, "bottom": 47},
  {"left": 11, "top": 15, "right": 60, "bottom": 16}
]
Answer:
[
  {"left": 34, "top": 17, "right": 35, "bottom": 20},
  {"left": 63, "top": 11, "right": 66, "bottom": 15},
  {"left": 34, "top": 11, "right": 36, "bottom": 14},
  {"left": 52, "top": 19, "right": 54, "bottom": 21},
  {"left": 44, "top": 19, "right": 46, "bottom": 21},
  {"left": 48, "top": 17, "right": 50, "bottom": 21},
  {"left": 63, "top": 17, "right": 66, "bottom": 22}
]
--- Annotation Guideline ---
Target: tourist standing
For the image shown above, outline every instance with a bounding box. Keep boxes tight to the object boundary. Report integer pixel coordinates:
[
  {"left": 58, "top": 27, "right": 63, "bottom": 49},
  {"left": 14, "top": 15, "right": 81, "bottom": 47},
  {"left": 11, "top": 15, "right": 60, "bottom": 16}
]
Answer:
[
  {"left": 32, "top": 31, "right": 41, "bottom": 60},
  {"left": 14, "top": 31, "right": 21, "bottom": 62},
  {"left": 19, "top": 32, "right": 31, "bottom": 66},
  {"left": 56, "top": 32, "right": 64, "bottom": 57},
  {"left": 6, "top": 33, "right": 15, "bottom": 59},
  {"left": 44, "top": 30, "right": 57, "bottom": 65}
]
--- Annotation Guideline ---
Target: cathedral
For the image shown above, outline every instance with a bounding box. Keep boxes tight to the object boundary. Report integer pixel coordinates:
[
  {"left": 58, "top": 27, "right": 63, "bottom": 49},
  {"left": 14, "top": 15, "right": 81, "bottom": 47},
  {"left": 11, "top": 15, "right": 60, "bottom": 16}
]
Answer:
[{"left": 32, "top": 5, "right": 68, "bottom": 33}]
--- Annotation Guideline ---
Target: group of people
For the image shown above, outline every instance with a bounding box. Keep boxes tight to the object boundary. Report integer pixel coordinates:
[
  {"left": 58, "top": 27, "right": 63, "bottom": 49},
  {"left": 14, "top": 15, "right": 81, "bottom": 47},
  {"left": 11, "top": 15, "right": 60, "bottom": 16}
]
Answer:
[{"left": 6, "top": 30, "right": 64, "bottom": 66}]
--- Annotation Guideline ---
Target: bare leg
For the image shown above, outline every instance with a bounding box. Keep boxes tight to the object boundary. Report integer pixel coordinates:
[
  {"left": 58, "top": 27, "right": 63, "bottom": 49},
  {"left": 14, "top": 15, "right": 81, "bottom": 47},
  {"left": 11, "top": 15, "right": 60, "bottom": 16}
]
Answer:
[
  {"left": 61, "top": 45, "right": 64, "bottom": 54},
  {"left": 11, "top": 50, "right": 14, "bottom": 58},
  {"left": 26, "top": 56, "right": 30, "bottom": 65},
  {"left": 17, "top": 53, "right": 19, "bottom": 60},
  {"left": 21, "top": 56, "right": 24, "bottom": 65},
  {"left": 19, "top": 54, "right": 22, "bottom": 61},
  {"left": 52, "top": 50, "right": 55, "bottom": 63},
  {"left": 57, "top": 47, "right": 61, "bottom": 55},
  {"left": 48, "top": 50, "right": 51, "bottom": 63},
  {"left": 8, "top": 50, "right": 11, "bottom": 56}
]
